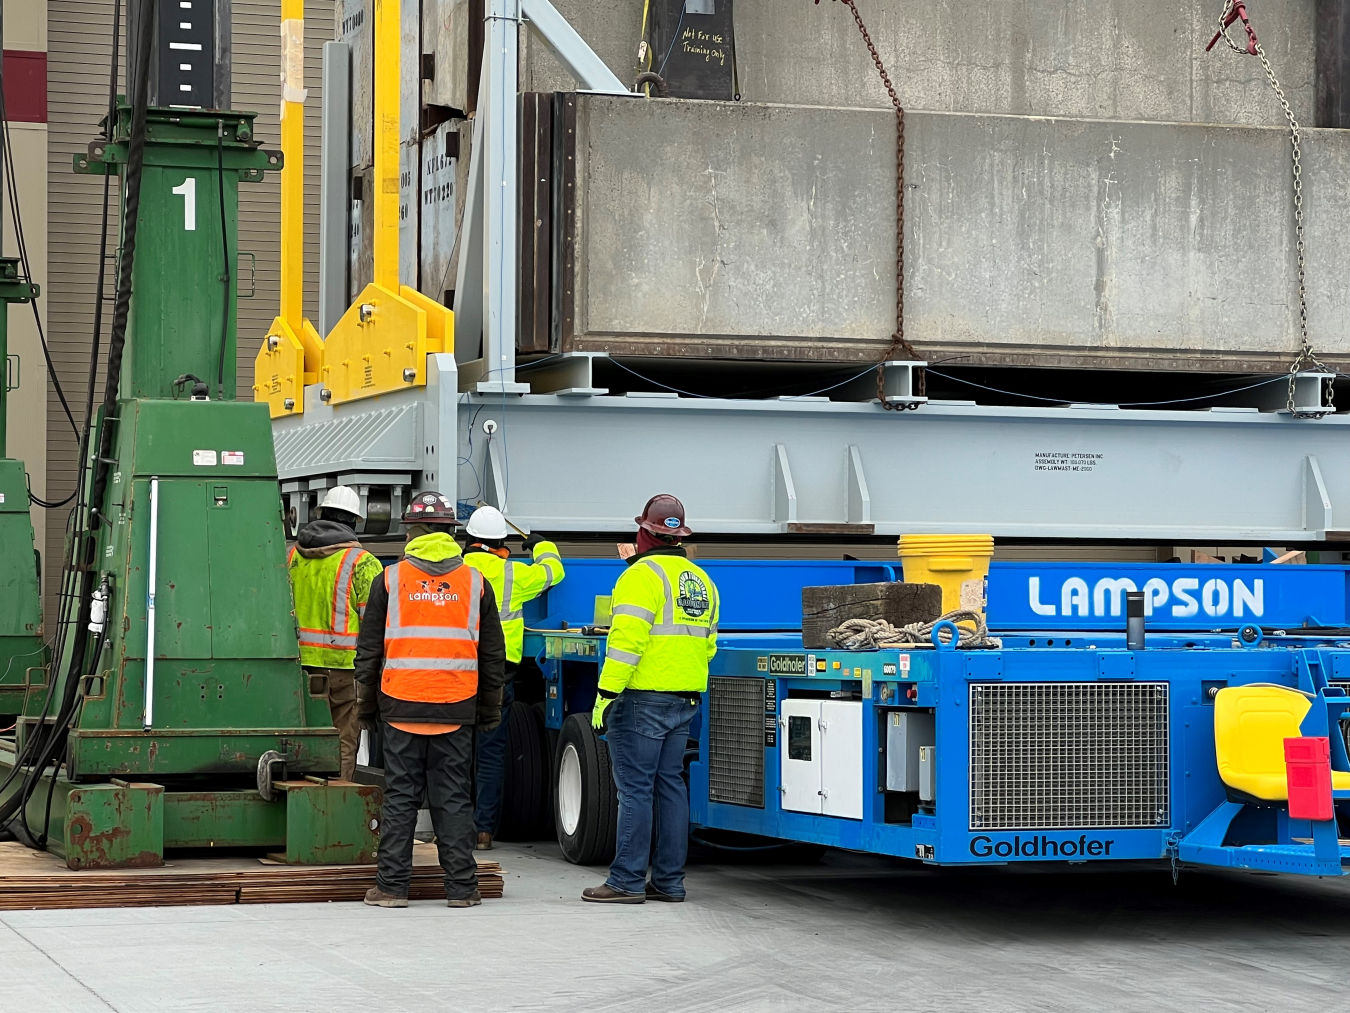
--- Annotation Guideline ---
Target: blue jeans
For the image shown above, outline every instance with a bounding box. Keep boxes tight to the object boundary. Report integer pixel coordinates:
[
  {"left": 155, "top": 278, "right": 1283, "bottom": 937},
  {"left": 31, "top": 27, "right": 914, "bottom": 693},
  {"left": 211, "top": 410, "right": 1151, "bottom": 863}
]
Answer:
[
  {"left": 474, "top": 673, "right": 516, "bottom": 835},
  {"left": 604, "top": 690, "right": 699, "bottom": 897}
]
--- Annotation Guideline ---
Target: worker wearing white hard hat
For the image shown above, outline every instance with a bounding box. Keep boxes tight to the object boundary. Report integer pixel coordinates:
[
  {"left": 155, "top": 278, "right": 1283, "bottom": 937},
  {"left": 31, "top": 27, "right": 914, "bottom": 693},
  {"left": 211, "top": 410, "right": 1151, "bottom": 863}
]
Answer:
[
  {"left": 462, "top": 505, "right": 565, "bottom": 849},
  {"left": 286, "top": 485, "right": 383, "bottom": 779}
]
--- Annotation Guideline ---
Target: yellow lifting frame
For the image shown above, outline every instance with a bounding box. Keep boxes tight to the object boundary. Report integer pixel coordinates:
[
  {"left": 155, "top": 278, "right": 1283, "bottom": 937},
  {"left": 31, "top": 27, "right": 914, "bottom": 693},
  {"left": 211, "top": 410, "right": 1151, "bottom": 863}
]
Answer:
[
  {"left": 252, "top": 0, "right": 325, "bottom": 418},
  {"left": 316, "top": 0, "right": 452, "bottom": 407}
]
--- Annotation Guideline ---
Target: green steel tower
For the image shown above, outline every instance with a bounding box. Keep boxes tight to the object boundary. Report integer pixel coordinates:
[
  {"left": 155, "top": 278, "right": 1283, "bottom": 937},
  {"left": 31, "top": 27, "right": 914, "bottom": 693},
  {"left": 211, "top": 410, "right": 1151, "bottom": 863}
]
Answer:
[
  {"left": 0, "top": 259, "right": 42, "bottom": 716},
  {"left": 0, "top": 92, "right": 381, "bottom": 867}
]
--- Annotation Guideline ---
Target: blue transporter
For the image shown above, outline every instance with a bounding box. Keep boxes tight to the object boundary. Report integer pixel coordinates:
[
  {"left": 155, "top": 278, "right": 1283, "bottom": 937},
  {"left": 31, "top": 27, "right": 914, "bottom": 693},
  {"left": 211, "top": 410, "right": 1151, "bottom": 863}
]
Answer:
[{"left": 524, "top": 560, "right": 1350, "bottom": 877}]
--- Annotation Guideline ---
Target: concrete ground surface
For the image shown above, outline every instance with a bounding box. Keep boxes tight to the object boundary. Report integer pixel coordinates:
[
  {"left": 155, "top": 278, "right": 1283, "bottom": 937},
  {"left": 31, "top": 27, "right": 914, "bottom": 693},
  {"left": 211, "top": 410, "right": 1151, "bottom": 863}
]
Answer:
[{"left": 3, "top": 841, "right": 1348, "bottom": 1013}]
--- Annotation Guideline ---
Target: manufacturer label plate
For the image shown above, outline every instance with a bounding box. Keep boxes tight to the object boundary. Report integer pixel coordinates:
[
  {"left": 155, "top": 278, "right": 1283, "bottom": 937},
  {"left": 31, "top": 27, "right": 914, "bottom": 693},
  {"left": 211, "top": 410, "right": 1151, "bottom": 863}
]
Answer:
[
  {"left": 192, "top": 449, "right": 217, "bottom": 466},
  {"left": 768, "top": 654, "right": 805, "bottom": 675}
]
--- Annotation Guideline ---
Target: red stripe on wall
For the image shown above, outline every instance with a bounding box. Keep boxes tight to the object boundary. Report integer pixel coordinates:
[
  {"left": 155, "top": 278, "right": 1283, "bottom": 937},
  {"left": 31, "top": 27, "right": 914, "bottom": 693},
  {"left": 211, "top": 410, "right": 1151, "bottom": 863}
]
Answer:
[{"left": 3, "top": 51, "right": 47, "bottom": 124}]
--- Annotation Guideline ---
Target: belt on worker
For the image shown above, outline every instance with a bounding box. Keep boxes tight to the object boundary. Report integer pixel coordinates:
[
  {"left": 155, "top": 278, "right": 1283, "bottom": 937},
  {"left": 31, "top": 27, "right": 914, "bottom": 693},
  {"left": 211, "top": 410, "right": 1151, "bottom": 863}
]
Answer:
[{"left": 631, "top": 689, "right": 702, "bottom": 706}]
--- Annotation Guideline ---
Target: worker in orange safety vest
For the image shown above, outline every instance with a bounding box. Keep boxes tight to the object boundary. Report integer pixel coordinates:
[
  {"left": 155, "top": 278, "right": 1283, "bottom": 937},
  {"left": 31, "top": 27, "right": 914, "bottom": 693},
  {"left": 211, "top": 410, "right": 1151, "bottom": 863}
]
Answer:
[{"left": 355, "top": 491, "right": 506, "bottom": 908}]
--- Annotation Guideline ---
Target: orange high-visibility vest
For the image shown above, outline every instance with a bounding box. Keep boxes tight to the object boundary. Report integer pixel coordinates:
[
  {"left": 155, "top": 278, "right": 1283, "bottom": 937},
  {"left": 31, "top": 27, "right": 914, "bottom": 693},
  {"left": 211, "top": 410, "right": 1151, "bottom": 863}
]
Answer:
[{"left": 382, "top": 560, "right": 482, "bottom": 705}]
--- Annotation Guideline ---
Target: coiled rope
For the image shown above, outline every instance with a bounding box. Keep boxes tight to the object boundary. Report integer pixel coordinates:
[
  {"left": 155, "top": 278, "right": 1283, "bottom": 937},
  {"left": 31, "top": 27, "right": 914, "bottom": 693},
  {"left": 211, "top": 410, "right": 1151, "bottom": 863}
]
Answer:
[{"left": 827, "top": 610, "right": 1001, "bottom": 650}]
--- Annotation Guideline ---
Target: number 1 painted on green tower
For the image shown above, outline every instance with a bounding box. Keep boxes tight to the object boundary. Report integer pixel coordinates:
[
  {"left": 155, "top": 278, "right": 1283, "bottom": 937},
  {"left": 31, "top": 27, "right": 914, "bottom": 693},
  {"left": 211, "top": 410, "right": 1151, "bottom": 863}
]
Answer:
[{"left": 172, "top": 176, "right": 197, "bottom": 231}]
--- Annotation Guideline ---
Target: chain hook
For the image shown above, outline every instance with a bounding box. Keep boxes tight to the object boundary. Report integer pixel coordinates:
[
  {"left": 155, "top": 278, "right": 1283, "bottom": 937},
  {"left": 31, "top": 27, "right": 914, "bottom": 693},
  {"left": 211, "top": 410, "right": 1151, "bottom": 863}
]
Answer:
[{"left": 1206, "top": 0, "right": 1258, "bottom": 56}]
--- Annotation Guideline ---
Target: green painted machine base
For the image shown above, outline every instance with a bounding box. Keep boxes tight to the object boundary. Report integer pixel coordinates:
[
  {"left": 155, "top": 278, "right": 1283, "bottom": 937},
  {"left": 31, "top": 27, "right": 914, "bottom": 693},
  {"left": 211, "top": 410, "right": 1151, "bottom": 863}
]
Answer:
[{"left": 1, "top": 749, "right": 381, "bottom": 869}]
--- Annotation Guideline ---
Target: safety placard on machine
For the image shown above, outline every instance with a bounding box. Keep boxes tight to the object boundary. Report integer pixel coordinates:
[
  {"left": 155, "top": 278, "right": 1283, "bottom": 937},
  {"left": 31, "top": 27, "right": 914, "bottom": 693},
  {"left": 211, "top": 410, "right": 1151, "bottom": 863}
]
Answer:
[
  {"left": 192, "top": 449, "right": 218, "bottom": 466},
  {"left": 221, "top": 451, "right": 245, "bottom": 465}
]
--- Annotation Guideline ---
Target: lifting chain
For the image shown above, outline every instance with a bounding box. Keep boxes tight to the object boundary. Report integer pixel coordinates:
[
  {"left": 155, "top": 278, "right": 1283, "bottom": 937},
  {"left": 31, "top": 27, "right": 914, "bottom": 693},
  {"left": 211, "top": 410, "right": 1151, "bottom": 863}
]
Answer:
[
  {"left": 1211, "top": 0, "right": 1334, "bottom": 417},
  {"left": 819, "top": 0, "right": 923, "bottom": 409}
]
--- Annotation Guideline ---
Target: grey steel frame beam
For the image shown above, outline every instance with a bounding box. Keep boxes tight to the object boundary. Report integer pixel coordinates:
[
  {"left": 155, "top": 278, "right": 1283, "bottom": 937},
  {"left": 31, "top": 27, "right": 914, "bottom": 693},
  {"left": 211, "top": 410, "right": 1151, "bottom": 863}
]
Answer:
[
  {"left": 453, "top": 396, "right": 1350, "bottom": 541},
  {"left": 457, "top": 0, "right": 629, "bottom": 394},
  {"left": 274, "top": 386, "right": 1350, "bottom": 541},
  {"left": 319, "top": 41, "right": 351, "bottom": 337}
]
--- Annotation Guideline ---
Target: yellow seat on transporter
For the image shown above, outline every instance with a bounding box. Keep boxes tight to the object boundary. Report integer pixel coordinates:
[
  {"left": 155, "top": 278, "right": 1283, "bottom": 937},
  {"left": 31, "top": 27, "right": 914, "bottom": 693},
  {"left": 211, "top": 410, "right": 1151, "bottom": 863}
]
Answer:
[{"left": 1213, "top": 684, "right": 1350, "bottom": 800}]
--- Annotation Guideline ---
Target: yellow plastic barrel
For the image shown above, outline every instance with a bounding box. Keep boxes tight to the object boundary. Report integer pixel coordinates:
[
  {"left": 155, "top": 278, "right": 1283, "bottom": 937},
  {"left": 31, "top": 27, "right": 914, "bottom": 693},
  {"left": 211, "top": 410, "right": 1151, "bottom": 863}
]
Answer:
[{"left": 898, "top": 534, "right": 995, "bottom": 614}]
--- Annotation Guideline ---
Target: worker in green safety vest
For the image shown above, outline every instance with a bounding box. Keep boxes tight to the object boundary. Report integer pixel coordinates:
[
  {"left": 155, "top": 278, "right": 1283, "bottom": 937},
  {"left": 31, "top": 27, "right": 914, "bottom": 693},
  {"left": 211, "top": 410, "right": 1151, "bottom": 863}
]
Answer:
[
  {"left": 462, "top": 505, "right": 565, "bottom": 849},
  {"left": 288, "top": 486, "right": 384, "bottom": 780},
  {"left": 582, "top": 494, "right": 719, "bottom": 905}
]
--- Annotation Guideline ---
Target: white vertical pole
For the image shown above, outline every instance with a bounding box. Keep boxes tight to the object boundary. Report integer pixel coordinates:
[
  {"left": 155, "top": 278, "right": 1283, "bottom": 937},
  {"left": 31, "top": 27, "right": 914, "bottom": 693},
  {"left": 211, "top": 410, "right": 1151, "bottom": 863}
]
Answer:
[
  {"left": 143, "top": 477, "right": 160, "bottom": 731},
  {"left": 479, "top": 0, "right": 528, "bottom": 393}
]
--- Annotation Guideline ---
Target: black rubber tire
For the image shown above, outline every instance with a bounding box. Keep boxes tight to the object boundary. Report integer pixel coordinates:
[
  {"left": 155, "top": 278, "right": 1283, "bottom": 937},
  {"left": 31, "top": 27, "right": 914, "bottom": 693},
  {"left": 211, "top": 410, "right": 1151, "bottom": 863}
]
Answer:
[
  {"left": 554, "top": 713, "right": 618, "bottom": 865},
  {"left": 533, "top": 701, "right": 557, "bottom": 838},
  {"left": 495, "top": 701, "right": 547, "bottom": 841}
]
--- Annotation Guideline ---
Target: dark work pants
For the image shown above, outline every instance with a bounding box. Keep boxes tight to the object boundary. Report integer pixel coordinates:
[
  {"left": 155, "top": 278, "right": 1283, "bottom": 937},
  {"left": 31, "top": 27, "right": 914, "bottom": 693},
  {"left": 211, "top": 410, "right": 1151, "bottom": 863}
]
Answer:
[
  {"left": 474, "top": 665, "right": 517, "bottom": 835},
  {"left": 377, "top": 722, "right": 478, "bottom": 900}
]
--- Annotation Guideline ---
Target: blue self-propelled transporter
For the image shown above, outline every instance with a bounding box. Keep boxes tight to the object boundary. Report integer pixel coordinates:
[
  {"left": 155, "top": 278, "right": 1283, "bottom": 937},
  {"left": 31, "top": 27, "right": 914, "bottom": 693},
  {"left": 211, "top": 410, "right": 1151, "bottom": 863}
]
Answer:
[{"left": 522, "top": 559, "right": 1350, "bottom": 877}]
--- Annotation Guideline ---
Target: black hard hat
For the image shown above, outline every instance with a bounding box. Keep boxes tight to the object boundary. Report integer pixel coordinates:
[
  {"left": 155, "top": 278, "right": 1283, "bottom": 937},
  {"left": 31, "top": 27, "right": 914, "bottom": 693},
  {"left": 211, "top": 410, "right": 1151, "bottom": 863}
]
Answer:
[
  {"left": 402, "top": 490, "right": 459, "bottom": 525},
  {"left": 636, "top": 493, "right": 691, "bottom": 538}
]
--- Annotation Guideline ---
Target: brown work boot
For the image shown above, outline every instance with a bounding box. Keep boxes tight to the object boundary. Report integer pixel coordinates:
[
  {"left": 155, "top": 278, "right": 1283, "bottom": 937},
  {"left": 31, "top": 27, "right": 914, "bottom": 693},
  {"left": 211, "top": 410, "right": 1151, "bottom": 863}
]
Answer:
[
  {"left": 363, "top": 886, "right": 408, "bottom": 908},
  {"left": 475, "top": 832, "right": 493, "bottom": 851},
  {"left": 581, "top": 883, "right": 645, "bottom": 904},
  {"left": 645, "top": 883, "right": 685, "bottom": 903},
  {"left": 447, "top": 889, "right": 482, "bottom": 908}
]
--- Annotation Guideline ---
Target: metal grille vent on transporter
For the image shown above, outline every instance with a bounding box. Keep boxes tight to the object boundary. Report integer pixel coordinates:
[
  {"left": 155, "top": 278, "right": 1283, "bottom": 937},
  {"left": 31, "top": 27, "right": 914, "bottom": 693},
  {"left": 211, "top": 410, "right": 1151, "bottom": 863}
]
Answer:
[
  {"left": 968, "top": 683, "right": 1170, "bottom": 830},
  {"left": 708, "top": 677, "right": 766, "bottom": 808}
]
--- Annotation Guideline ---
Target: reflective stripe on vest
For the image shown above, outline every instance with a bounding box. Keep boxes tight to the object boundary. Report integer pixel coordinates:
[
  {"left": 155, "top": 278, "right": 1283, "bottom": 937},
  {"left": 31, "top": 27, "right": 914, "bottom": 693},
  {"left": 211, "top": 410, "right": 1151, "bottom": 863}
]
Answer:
[
  {"left": 382, "top": 560, "right": 481, "bottom": 705},
  {"left": 500, "top": 562, "right": 521, "bottom": 622}
]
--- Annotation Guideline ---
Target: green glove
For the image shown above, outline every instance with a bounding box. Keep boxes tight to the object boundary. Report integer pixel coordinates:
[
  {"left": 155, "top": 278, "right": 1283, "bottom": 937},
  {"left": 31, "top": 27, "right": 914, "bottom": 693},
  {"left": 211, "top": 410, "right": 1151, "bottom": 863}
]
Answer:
[{"left": 592, "top": 690, "right": 618, "bottom": 731}]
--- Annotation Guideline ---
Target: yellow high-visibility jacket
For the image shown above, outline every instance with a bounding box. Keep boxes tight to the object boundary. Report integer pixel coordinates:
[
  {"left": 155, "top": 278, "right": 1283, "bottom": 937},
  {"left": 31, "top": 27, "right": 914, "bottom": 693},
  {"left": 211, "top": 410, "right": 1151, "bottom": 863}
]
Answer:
[
  {"left": 464, "top": 541, "right": 564, "bottom": 664},
  {"left": 599, "top": 550, "right": 719, "bottom": 695}
]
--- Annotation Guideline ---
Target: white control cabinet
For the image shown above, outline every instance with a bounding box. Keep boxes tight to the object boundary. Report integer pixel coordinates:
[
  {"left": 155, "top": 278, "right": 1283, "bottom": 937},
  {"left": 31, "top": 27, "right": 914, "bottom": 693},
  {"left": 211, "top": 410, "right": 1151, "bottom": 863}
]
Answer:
[{"left": 779, "top": 699, "right": 863, "bottom": 819}]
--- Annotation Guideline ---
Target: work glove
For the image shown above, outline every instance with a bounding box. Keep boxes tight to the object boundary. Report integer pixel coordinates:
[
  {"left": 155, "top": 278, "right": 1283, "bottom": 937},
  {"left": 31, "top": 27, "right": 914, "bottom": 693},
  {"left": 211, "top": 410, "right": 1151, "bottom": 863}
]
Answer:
[
  {"left": 522, "top": 532, "right": 546, "bottom": 553},
  {"left": 592, "top": 689, "right": 618, "bottom": 732},
  {"left": 357, "top": 686, "right": 378, "bottom": 724},
  {"left": 476, "top": 685, "right": 504, "bottom": 733}
]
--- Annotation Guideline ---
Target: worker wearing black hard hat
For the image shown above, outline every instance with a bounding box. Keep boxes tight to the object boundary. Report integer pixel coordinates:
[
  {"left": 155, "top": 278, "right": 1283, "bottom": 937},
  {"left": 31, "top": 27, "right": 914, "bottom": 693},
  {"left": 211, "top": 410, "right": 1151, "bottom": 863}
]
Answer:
[
  {"left": 355, "top": 491, "right": 506, "bottom": 909},
  {"left": 582, "top": 494, "right": 720, "bottom": 904}
]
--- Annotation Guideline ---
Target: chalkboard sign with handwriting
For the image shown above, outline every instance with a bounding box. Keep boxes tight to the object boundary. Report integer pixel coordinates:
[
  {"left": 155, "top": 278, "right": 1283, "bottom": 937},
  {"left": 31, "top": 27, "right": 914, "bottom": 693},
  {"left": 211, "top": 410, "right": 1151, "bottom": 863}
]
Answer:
[{"left": 647, "top": 0, "right": 737, "bottom": 101}]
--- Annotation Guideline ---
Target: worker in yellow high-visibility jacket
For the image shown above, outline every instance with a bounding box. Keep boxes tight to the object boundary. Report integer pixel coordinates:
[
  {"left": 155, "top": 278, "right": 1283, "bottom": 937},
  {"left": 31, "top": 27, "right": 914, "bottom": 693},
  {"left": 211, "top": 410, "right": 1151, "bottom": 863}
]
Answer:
[
  {"left": 462, "top": 505, "right": 565, "bottom": 849},
  {"left": 582, "top": 494, "right": 718, "bottom": 905},
  {"left": 288, "top": 486, "right": 384, "bottom": 780}
]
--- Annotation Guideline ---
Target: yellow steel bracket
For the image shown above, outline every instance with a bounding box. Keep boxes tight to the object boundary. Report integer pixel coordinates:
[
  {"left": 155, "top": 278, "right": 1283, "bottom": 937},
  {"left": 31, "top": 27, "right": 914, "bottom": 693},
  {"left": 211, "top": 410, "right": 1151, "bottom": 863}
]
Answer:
[
  {"left": 253, "top": 1, "right": 325, "bottom": 417},
  {"left": 320, "top": 0, "right": 453, "bottom": 407}
]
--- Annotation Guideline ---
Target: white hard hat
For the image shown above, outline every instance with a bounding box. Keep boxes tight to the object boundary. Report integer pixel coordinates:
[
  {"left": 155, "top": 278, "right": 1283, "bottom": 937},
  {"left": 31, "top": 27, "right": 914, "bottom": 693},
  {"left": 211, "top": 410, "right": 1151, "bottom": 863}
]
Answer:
[
  {"left": 319, "top": 485, "right": 364, "bottom": 520},
  {"left": 466, "top": 505, "right": 509, "bottom": 540}
]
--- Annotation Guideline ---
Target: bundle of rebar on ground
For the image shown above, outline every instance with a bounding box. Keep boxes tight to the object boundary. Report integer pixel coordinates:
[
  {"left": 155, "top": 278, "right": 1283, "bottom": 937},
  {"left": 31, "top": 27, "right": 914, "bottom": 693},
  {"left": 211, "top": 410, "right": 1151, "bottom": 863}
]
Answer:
[{"left": 0, "top": 843, "right": 503, "bottom": 910}]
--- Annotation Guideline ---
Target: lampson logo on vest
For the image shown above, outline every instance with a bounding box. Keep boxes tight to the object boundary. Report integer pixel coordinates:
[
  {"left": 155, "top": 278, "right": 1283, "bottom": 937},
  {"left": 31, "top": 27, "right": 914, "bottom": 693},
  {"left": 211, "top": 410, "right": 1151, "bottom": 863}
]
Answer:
[
  {"left": 969, "top": 835, "right": 1116, "bottom": 858},
  {"left": 410, "top": 581, "right": 461, "bottom": 604},
  {"left": 1026, "top": 575, "right": 1264, "bottom": 618}
]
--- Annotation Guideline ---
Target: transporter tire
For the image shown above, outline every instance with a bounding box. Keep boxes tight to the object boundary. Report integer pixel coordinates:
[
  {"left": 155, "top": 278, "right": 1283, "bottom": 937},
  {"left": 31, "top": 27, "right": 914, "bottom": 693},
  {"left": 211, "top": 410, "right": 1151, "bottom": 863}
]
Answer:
[
  {"left": 554, "top": 713, "right": 618, "bottom": 865},
  {"left": 496, "top": 701, "right": 548, "bottom": 841},
  {"left": 533, "top": 701, "right": 557, "bottom": 838}
]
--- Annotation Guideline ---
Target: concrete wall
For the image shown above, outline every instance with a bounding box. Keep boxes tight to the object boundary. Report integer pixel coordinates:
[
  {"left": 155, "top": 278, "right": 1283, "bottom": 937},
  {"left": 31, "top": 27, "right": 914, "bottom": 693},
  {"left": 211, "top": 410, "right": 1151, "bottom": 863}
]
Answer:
[
  {"left": 570, "top": 94, "right": 1350, "bottom": 371},
  {"left": 530, "top": 0, "right": 1315, "bottom": 126}
]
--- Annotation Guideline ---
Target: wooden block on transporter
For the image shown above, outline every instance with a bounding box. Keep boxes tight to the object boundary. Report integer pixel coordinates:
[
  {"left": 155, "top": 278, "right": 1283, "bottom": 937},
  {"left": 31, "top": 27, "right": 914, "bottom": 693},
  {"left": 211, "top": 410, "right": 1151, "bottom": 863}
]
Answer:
[{"left": 801, "top": 582, "right": 944, "bottom": 649}]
